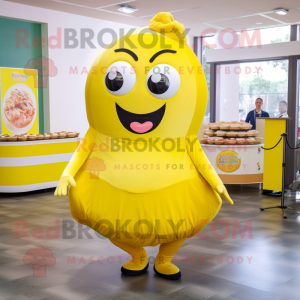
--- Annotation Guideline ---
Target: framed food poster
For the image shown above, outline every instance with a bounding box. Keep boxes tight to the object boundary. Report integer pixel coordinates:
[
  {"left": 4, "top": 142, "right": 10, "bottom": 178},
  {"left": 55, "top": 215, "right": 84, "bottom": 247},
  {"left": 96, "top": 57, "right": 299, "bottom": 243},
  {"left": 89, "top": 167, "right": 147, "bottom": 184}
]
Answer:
[{"left": 0, "top": 67, "right": 39, "bottom": 134}]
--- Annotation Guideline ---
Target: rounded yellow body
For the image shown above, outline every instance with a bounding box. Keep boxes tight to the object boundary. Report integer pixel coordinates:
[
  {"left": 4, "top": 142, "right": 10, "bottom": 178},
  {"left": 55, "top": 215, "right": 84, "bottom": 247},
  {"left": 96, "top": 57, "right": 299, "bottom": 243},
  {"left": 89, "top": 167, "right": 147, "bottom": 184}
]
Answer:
[{"left": 57, "top": 13, "right": 231, "bottom": 278}]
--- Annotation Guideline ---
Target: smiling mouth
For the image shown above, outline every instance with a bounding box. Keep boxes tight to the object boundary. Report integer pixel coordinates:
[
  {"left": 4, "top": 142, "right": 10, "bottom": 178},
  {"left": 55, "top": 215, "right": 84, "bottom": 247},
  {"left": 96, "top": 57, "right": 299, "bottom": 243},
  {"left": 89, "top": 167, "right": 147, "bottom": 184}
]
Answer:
[{"left": 116, "top": 103, "right": 166, "bottom": 134}]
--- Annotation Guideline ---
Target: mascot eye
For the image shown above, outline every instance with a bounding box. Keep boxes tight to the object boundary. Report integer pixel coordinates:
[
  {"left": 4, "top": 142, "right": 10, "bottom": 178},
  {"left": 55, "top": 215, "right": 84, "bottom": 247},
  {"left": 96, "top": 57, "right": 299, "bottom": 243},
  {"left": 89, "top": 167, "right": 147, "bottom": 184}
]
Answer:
[
  {"left": 105, "top": 61, "right": 136, "bottom": 96},
  {"left": 147, "top": 73, "right": 170, "bottom": 95},
  {"left": 146, "top": 64, "right": 180, "bottom": 100},
  {"left": 105, "top": 72, "right": 123, "bottom": 92}
]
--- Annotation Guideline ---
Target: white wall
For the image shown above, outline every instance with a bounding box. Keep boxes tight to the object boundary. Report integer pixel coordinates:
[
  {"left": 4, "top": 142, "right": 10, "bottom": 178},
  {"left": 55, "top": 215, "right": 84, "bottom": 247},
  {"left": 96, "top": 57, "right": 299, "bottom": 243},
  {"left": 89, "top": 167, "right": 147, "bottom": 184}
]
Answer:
[
  {"left": 216, "top": 64, "right": 240, "bottom": 122},
  {"left": 0, "top": 1, "right": 195, "bottom": 136},
  {"left": 186, "top": 35, "right": 194, "bottom": 50}
]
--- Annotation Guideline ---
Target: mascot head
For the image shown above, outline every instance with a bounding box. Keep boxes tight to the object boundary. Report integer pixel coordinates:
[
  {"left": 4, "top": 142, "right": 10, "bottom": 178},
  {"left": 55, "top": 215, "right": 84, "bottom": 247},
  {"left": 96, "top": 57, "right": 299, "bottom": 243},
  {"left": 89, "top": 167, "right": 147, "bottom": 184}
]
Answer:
[{"left": 85, "top": 12, "right": 208, "bottom": 139}]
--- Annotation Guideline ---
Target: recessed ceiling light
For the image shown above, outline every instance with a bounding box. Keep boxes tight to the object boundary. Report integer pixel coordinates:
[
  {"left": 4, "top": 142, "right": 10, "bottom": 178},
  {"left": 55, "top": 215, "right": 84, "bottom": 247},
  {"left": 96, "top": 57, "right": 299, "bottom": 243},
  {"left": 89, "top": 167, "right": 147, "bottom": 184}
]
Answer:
[
  {"left": 256, "top": 23, "right": 263, "bottom": 24},
  {"left": 118, "top": 5, "right": 138, "bottom": 14},
  {"left": 273, "top": 8, "right": 289, "bottom": 15}
]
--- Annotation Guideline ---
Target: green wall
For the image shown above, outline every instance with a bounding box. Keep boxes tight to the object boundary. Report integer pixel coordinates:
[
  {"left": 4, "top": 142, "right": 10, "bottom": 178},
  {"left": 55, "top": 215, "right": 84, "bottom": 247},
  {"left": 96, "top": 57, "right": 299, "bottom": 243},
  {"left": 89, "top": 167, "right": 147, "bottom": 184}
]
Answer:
[{"left": 0, "top": 17, "right": 44, "bottom": 133}]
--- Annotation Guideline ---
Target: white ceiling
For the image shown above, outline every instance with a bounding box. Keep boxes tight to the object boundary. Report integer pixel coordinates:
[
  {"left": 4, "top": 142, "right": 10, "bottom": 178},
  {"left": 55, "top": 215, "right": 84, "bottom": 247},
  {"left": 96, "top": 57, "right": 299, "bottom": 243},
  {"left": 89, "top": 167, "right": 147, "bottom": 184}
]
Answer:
[{"left": 3, "top": 0, "right": 300, "bottom": 35}]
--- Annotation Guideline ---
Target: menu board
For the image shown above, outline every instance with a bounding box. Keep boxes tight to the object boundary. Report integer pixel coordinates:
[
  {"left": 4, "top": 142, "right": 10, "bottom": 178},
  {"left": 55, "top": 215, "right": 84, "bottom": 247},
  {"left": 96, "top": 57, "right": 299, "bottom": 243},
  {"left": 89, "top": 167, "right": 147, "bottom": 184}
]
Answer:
[{"left": 0, "top": 67, "right": 39, "bottom": 134}]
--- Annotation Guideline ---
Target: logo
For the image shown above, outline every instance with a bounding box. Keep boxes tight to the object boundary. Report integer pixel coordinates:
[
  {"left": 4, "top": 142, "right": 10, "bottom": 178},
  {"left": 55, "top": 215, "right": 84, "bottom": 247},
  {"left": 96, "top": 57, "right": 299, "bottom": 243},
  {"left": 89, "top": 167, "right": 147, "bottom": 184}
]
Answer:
[
  {"left": 83, "top": 157, "right": 106, "bottom": 179},
  {"left": 23, "top": 246, "right": 56, "bottom": 277},
  {"left": 24, "top": 56, "right": 58, "bottom": 88},
  {"left": 11, "top": 72, "right": 29, "bottom": 83},
  {"left": 216, "top": 150, "right": 241, "bottom": 173}
]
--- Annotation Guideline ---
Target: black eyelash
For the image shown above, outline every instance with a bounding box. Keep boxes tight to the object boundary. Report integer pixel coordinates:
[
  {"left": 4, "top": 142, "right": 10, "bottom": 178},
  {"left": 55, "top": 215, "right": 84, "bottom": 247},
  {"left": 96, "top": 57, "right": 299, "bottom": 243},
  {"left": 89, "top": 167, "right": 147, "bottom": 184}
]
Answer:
[
  {"left": 114, "top": 48, "right": 138, "bottom": 61},
  {"left": 149, "top": 50, "right": 177, "bottom": 63}
]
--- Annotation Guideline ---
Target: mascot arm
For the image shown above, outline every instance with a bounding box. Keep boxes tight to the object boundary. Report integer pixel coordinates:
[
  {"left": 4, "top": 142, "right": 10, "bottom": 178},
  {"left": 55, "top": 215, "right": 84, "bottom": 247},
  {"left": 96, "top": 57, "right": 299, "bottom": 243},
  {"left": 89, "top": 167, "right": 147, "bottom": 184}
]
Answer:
[
  {"left": 54, "top": 127, "right": 95, "bottom": 196},
  {"left": 186, "top": 135, "right": 234, "bottom": 205}
]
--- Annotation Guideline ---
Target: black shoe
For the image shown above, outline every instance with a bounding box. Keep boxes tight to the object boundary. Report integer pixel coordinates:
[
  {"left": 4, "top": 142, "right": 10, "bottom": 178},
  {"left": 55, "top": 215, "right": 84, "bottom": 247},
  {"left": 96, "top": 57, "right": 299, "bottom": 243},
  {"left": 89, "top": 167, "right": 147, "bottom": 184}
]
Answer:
[
  {"left": 121, "top": 263, "right": 149, "bottom": 276},
  {"left": 153, "top": 265, "right": 181, "bottom": 280}
]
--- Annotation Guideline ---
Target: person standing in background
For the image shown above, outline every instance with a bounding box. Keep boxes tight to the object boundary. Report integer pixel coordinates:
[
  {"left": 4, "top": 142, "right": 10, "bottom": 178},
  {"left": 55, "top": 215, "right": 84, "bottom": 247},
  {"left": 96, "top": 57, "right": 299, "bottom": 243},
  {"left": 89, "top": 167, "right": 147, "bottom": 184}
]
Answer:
[
  {"left": 277, "top": 101, "right": 288, "bottom": 118},
  {"left": 245, "top": 98, "right": 269, "bottom": 130}
]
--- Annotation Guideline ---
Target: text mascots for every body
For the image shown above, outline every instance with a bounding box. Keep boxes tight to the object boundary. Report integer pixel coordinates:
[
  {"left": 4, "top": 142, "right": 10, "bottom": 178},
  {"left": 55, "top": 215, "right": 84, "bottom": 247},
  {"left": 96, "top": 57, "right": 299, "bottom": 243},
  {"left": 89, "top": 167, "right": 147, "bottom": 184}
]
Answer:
[{"left": 55, "top": 12, "right": 233, "bottom": 280}]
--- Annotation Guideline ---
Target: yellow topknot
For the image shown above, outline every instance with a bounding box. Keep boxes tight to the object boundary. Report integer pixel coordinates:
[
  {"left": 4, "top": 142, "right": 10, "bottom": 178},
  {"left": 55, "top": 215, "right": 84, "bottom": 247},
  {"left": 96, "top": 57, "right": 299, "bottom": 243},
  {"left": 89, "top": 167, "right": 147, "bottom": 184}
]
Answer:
[{"left": 149, "top": 12, "right": 187, "bottom": 44}]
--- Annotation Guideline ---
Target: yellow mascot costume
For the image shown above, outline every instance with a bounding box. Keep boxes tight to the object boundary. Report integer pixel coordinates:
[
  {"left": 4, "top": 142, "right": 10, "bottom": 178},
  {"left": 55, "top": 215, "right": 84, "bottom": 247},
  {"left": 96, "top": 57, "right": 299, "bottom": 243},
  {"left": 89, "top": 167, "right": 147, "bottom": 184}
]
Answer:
[{"left": 55, "top": 12, "right": 233, "bottom": 280}]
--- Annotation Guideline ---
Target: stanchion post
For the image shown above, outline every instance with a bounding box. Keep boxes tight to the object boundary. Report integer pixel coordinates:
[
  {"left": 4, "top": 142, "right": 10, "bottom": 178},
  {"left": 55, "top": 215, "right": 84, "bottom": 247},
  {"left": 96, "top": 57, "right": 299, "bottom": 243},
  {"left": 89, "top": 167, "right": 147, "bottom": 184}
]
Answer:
[
  {"left": 281, "top": 133, "right": 287, "bottom": 218},
  {"left": 260, "top": 129, "right": 300, "bottom": 218}
]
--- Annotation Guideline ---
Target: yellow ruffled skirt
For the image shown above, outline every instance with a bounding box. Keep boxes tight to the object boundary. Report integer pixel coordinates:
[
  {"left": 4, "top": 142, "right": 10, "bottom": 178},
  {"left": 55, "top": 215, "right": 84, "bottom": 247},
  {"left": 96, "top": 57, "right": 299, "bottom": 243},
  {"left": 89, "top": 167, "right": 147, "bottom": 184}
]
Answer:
[{"left": 69, "top": 169, "right": 222, "bottom": 247}]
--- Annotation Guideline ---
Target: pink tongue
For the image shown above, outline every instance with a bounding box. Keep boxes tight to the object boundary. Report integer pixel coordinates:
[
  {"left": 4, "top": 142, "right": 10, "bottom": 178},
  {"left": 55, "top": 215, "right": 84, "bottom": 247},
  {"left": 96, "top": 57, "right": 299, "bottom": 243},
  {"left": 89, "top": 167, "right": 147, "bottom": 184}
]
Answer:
[{"left": 130, "top": 121, "right": 153, "bottom": 133}]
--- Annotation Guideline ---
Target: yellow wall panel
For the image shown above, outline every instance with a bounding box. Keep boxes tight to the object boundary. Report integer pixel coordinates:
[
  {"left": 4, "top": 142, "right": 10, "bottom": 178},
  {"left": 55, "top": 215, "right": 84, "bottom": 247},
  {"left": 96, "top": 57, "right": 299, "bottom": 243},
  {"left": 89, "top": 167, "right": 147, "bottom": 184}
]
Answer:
[
  {"left": 263, "top": 119, "right": 286, "bottom": 192},
  {"left": 0, "top": 162, "right": 68, "bottom": 185},
  {"left": 0, "top": 142, "right": 78, "bottom": 157}
]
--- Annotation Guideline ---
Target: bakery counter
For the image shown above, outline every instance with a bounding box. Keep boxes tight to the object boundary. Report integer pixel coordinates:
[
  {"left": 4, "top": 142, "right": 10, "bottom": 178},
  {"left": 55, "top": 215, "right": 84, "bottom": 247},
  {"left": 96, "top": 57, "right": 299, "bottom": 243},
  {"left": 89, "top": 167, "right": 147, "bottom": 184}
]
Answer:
[
  {"left": 201, "top": 143, "right": 264, "bottom": 184},
  {"left": 0, "top": 138, "right": 78, "bottom": 193}
]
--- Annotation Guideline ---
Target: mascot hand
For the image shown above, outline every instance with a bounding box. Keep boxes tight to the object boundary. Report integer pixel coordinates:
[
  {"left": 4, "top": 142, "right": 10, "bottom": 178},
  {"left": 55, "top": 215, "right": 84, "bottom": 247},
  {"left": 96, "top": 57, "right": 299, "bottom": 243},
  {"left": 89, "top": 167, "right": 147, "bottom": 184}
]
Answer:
[
  {"left": 214, "top": 185, "right": 234, "bottom": 205},
  {"left": 54, "top": 176, "right": 76, "bottom": 196}
]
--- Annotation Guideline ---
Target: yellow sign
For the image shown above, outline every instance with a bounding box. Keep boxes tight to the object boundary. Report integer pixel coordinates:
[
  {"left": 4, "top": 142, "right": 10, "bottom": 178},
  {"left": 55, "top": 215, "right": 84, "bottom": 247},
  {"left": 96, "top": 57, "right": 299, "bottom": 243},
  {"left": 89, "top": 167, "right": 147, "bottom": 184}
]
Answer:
[
  {"left": 1, "top": 67, "right": 38, "bottom": 134},
  {"left": 216, "top": 150, "right": 241, "bottom": 173},
  {"left": 263, "top": 119, "right": 285, "bottom": 192}
]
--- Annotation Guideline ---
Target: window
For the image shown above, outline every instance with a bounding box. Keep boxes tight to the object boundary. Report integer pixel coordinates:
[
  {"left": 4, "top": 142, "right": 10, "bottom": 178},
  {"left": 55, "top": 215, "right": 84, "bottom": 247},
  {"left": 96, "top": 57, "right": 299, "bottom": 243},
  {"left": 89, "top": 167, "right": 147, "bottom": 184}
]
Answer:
[
  {"left": 243, "top": 26, "right": 290, "bottom": 47},
  {"left": 202, "top": 25, "right": 291, "bottom": 51},
  {"left": 201, "top": 36, "right": 215, "bottom": 121},
  {"left": 216, "top": 59, "right": 288, "bottom": 123},
  {"left": 239, "top": 60, "right": 288, "bottom": 120},
  {"left": 298, "top": 59, "right": 300, "bottom": 146}
]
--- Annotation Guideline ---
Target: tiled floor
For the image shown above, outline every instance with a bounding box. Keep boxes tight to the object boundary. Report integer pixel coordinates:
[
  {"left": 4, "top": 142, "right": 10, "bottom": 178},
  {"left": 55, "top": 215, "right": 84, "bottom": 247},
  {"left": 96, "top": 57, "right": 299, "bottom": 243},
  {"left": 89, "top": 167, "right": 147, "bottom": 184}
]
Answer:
[{"left": 1, "top": 186, "right": 300, "bottom": 300}]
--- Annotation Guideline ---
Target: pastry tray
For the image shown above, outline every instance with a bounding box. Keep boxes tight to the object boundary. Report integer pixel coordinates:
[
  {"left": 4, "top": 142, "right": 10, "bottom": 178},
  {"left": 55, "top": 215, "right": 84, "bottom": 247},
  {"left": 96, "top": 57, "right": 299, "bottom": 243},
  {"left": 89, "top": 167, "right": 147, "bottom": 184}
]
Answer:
[
  {"left": 206, "top": 133, "right": 257, "bottom": 137},
  {"left": 208, "top": 128, "right": 253, "bottom": 131}
]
